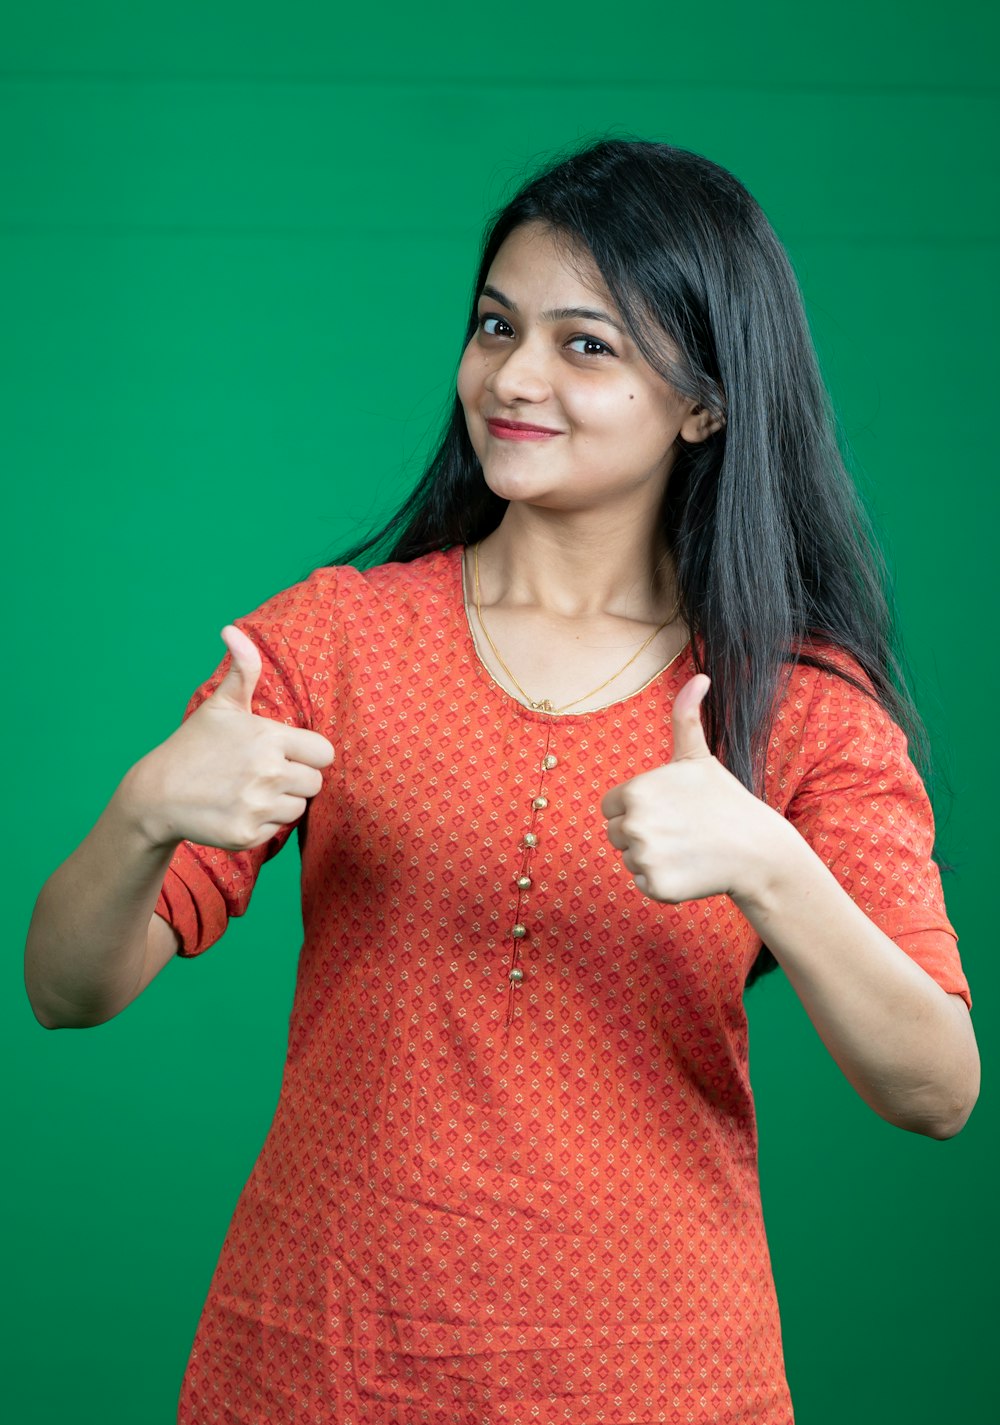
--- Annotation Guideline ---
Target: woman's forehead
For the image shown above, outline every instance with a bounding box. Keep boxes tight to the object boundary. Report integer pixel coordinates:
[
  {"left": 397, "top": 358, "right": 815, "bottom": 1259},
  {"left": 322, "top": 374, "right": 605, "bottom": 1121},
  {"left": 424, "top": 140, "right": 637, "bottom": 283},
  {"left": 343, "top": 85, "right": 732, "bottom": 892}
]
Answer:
[{"left": 485, "top": 222, "right": 616, "bottom": 315}]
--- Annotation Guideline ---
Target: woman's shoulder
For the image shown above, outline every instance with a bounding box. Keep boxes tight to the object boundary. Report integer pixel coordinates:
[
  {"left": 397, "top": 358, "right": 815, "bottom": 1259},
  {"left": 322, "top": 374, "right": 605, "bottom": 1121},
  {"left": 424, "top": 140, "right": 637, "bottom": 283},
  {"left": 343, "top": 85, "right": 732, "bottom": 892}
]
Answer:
[
  {"left": 227, "top": 548, "right": 463, "bottom": 727},
  {"left": 789, "top": 635, "right": 875, "bottom": 686},
  {"left": 766, "top": 638, "right": 916, "bottom": 806},
  {"left": 239, "top": 547, "right": 461, "bottom": 634},
  {"left": 346, "top": 547, "right": 461, "bottom": 611},
  {"left": 776, "top": 638, "right": 882, "bottom": 727}
]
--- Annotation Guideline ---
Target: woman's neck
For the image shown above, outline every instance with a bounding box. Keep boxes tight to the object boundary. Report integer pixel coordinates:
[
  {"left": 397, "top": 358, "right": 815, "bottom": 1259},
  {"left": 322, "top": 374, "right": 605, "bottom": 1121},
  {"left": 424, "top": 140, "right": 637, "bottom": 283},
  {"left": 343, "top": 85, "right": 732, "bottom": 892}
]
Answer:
[{"left": 477, "top": 504, "right": 675, "bottom": 623}]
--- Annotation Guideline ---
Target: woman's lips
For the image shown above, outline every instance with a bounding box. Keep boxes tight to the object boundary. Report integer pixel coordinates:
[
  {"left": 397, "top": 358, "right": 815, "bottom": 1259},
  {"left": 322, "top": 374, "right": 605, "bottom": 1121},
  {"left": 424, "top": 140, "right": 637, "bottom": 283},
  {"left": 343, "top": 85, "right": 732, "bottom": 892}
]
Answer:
[{"left": 486, "top": 418, "right": 561, "bottom": 442}]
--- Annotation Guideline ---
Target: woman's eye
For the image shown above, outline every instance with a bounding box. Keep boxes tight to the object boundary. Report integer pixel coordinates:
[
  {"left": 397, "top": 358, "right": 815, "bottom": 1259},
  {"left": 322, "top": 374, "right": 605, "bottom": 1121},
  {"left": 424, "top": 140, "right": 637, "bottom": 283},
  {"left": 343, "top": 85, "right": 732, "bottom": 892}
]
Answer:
[
  {"left": 567, "top": 336, "right": 616, "bottom": 357},
  {"left": 480, "top": 315, "right": 514, "bottom": 338}
]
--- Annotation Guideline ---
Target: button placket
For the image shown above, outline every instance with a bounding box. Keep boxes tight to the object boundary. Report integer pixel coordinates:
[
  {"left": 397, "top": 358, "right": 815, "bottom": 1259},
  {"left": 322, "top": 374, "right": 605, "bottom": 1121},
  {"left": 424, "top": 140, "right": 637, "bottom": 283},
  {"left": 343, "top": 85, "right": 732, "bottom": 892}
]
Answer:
[{"left": 505, "top": 728, "right": 558, "bottom": 1023}]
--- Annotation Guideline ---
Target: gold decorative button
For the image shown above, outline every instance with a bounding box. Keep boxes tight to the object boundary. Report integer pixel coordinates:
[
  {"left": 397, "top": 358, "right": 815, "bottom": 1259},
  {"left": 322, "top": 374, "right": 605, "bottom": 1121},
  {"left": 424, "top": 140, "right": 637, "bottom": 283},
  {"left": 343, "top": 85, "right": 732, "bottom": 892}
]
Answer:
[
  {"left": 512, "top": 924, "right": 527, "bottom": 939},
  {"left": 542, "top": 754, "right": 557, "bottom": 770},
  {"left": 509, "top": 967, "right": 525, "bottom": 983},
  {"left": 523, "top": 832, "right": 538, "bottom": 848},
  {"left": 532, "top": 796, "right": 548, "bottom": 810},
  {"left": 516, "top": 874, "right": 532, "bottom": 890}
]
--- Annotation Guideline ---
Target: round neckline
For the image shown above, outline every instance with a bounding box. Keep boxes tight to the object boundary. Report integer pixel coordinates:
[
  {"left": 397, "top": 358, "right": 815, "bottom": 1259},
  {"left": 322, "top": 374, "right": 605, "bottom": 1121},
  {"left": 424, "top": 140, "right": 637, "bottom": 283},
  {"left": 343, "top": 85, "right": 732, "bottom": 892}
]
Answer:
[{"left": 449, "top": 544, "right": 693, "bottom": 724}]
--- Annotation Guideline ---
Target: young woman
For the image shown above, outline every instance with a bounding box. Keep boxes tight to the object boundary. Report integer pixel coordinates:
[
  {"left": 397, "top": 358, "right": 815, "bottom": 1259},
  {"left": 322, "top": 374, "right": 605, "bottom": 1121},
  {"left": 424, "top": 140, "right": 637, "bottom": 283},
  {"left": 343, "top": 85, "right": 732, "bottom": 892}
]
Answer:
[{"left": 26, "top": 139, "right": 978, "bottom": 1424}]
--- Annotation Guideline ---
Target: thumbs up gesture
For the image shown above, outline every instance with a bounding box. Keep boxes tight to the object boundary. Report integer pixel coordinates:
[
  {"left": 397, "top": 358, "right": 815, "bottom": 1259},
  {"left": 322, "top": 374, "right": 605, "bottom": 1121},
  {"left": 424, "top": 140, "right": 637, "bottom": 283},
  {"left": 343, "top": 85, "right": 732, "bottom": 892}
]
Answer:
[
  {"left": 125, "top": 625, "right": 335, "bottom": 852},
  {"left": 601, "top": 674, "right": 775, "bottom": 905}
]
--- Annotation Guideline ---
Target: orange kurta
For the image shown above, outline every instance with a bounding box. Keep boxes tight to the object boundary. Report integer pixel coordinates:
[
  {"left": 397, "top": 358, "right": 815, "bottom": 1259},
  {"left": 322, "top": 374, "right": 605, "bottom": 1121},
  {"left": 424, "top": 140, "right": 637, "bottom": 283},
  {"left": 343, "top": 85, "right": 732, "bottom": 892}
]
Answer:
[{"left": 160, "top": 547, "right": 969, "bottom": 1425}]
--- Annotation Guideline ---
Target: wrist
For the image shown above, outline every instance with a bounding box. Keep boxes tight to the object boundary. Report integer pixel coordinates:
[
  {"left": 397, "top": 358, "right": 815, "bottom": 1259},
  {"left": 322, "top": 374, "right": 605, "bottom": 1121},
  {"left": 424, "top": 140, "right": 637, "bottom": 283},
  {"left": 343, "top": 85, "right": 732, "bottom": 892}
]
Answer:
[
  {"left": 729, "top": 808, "right": 809, "bottom": 919},
  {"left": 113, "top": 756, "right": 183, "bottom": 856}
]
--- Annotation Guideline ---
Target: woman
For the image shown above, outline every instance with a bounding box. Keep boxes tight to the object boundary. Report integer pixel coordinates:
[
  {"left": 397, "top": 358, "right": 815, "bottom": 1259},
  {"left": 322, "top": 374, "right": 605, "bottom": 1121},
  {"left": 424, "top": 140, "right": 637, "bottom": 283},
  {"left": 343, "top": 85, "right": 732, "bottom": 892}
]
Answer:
[{"left": 26, "top": 139, "right": 978, "bottom": 1424}]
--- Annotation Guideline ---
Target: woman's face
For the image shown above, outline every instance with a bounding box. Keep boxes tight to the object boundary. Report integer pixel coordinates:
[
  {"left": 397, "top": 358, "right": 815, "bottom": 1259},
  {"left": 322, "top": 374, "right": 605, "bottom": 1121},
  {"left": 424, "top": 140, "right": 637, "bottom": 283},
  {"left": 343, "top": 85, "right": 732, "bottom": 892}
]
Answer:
[{"left": 457, "top": 221, "right": 713, "bottom": 518}]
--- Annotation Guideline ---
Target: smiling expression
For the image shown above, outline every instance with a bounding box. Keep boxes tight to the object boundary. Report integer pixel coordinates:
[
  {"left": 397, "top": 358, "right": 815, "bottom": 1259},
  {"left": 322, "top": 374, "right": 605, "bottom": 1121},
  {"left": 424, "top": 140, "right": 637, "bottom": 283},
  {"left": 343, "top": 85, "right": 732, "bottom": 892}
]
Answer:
[{"left": 457, "top": 222, "right": 711, "bottom": 518}]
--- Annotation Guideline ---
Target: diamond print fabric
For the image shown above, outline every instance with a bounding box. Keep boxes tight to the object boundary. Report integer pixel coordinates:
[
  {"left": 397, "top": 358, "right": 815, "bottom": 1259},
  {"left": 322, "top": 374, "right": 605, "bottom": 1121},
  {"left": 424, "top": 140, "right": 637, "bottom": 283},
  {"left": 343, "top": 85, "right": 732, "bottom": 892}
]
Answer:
[{"left": 159, "top": 547, "right": 969, "bottom": 1424}]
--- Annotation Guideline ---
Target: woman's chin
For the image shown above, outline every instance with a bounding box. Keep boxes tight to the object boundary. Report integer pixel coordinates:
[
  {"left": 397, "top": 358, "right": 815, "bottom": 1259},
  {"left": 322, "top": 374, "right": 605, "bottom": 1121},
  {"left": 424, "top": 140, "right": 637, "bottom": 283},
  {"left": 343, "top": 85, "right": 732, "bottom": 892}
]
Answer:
[{"left": 481, "top": 468, "right": 558, "bottom": 506}]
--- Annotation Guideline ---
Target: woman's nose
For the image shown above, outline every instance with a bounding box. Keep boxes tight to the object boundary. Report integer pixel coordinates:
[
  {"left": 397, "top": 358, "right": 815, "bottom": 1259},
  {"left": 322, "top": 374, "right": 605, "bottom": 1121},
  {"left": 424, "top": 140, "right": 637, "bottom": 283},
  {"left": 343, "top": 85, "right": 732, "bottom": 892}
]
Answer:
[{"left": 485, "top": 338, "right": 550, "bottom": 404}]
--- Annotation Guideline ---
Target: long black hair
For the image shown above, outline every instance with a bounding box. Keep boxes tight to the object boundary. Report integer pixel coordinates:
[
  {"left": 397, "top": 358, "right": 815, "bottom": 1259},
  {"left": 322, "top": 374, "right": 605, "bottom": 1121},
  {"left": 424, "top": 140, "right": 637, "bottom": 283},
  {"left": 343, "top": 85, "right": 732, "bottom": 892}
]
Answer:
[{"left": 335, "top": 138, "right": 929, "bottom": 986}]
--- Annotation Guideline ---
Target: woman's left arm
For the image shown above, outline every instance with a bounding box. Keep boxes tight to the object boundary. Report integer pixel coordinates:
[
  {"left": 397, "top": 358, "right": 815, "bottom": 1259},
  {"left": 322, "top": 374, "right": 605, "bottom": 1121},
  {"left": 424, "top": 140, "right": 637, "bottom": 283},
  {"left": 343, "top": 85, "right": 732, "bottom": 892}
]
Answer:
[{"left": 602, "top": 675, "right": 980, "bottom": 1139}]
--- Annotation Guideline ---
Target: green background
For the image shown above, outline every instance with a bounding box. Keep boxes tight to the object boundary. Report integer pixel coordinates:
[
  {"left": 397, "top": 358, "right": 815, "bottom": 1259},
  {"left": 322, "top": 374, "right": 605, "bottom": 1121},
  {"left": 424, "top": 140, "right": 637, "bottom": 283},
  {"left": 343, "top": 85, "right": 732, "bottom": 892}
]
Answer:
[{"left": 4, "top": 3, "right": 996, "bottom": 1420}]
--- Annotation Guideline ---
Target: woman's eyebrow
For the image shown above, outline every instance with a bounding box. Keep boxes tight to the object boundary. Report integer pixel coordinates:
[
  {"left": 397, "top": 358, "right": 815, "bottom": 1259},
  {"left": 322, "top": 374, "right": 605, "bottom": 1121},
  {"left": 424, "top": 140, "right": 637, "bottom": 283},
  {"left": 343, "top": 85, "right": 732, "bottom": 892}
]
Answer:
[
  {"left": 481, "top": 283, "right": 517, "bottom": 310},
  {"left": 543, "top": 305, "right": 624, "bottom": 332},
  {"left": 480, "top": 284, "right": 624, "bottom": 333}
]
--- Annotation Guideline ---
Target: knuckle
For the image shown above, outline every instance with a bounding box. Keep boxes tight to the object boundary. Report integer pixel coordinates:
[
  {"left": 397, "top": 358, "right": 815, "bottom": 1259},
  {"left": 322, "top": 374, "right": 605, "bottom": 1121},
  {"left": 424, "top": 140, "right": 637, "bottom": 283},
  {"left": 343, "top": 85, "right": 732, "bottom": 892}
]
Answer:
[
  {"left": 254, "top": 753, "right": 285, "bottom": 785},
  {"left": 246, "top": 799, "right": 270, "bottom": 831},
  {"left": 234, "top": 816, "right": 260, "bottom": 848}
]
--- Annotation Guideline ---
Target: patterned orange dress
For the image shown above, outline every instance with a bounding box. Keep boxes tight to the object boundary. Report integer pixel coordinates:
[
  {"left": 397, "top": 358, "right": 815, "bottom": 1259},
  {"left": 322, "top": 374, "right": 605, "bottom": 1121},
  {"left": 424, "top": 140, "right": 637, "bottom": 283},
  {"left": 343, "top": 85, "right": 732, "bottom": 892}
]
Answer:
[{"left": 160, "top": 547, "right": 970, "bottom": 1425}]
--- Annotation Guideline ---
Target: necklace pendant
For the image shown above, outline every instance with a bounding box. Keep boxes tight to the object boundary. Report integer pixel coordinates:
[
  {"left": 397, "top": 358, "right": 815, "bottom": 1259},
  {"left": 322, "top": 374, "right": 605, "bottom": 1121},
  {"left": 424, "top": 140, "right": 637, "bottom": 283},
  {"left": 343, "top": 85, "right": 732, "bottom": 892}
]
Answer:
[{"left": 531, "top": 698, "right": 554, "bottom": 712}]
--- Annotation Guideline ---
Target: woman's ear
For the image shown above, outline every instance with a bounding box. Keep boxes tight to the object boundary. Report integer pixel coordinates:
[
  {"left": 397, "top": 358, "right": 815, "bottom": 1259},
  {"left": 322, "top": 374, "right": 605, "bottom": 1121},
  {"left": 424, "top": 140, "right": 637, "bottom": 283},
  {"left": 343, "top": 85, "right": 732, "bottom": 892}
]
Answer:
[{"left": 679, "top": 403, "right": 726, "bottom": 444}]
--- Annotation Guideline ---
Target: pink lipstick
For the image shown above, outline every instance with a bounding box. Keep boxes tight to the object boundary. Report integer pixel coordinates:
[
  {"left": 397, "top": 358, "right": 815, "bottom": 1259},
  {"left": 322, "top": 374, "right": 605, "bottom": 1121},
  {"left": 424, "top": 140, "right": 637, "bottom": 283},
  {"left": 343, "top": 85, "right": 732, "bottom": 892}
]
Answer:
[{"left": 486, "top": 418, "right": 561, "bottom": 442}]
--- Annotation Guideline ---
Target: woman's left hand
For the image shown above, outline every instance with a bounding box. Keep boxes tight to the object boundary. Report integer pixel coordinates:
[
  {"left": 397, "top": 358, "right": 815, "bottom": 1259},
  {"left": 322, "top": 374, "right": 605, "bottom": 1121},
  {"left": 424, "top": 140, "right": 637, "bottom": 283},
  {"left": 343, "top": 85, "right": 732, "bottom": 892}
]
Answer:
[
  {"left": 602, "top": 676, "right": 979, "bottom": 1136},
  {"left": 601, "top": 674, "right": 785, "bottom": 904}
]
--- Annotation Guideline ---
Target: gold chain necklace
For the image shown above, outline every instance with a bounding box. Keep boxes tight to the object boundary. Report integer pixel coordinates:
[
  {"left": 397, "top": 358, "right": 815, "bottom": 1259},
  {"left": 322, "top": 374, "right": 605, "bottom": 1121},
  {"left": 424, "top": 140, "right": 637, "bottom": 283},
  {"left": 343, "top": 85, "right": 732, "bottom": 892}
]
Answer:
[{"left": 471, "top": 542, "right": 681, "bottom": 715}]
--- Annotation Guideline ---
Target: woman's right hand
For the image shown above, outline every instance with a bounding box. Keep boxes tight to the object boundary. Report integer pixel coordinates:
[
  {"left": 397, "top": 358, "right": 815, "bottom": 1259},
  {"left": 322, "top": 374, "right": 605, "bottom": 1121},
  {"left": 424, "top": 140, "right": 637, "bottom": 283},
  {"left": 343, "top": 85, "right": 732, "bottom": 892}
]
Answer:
[{"left": 120, "top": 624, "right": 336, "bottom": 852}]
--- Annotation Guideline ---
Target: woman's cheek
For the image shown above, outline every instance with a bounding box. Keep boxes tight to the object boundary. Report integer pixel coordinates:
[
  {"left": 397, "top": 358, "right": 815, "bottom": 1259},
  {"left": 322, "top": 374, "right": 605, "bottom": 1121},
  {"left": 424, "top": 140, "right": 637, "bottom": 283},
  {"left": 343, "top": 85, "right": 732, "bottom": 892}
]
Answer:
[{"left": 456, "top": 346, "right": 475, "bottom": 410}]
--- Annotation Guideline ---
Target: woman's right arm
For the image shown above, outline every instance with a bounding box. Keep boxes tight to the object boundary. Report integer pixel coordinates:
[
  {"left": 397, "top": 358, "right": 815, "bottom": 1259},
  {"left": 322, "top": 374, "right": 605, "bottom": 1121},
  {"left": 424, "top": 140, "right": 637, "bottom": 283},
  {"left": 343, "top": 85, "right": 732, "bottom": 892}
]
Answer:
[
  {"left": 25, "top": 626, "right": 335, "bottom": 1029},
  {"left": 25, "top": 795, "right": 185, "bottom": 1029}
]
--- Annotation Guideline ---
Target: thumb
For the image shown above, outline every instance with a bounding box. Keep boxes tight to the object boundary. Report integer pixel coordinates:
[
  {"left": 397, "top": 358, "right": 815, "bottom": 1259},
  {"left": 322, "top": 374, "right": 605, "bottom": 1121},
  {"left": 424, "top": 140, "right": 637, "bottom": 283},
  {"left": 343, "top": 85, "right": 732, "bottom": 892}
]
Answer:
[
  {"left": 211, "top": 625, "right": 263, "bottom": 714},
  {"left": 670, "top": 673, "right": 712, "bottom": 761}
]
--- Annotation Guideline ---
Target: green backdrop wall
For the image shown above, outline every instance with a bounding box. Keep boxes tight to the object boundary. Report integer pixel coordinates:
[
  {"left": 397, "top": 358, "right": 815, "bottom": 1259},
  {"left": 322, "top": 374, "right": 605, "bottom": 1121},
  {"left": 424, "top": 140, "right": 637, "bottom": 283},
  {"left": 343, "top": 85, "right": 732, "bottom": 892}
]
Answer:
[{"left": 4, "top": 3, "right": 996, "bottom": 1421}]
